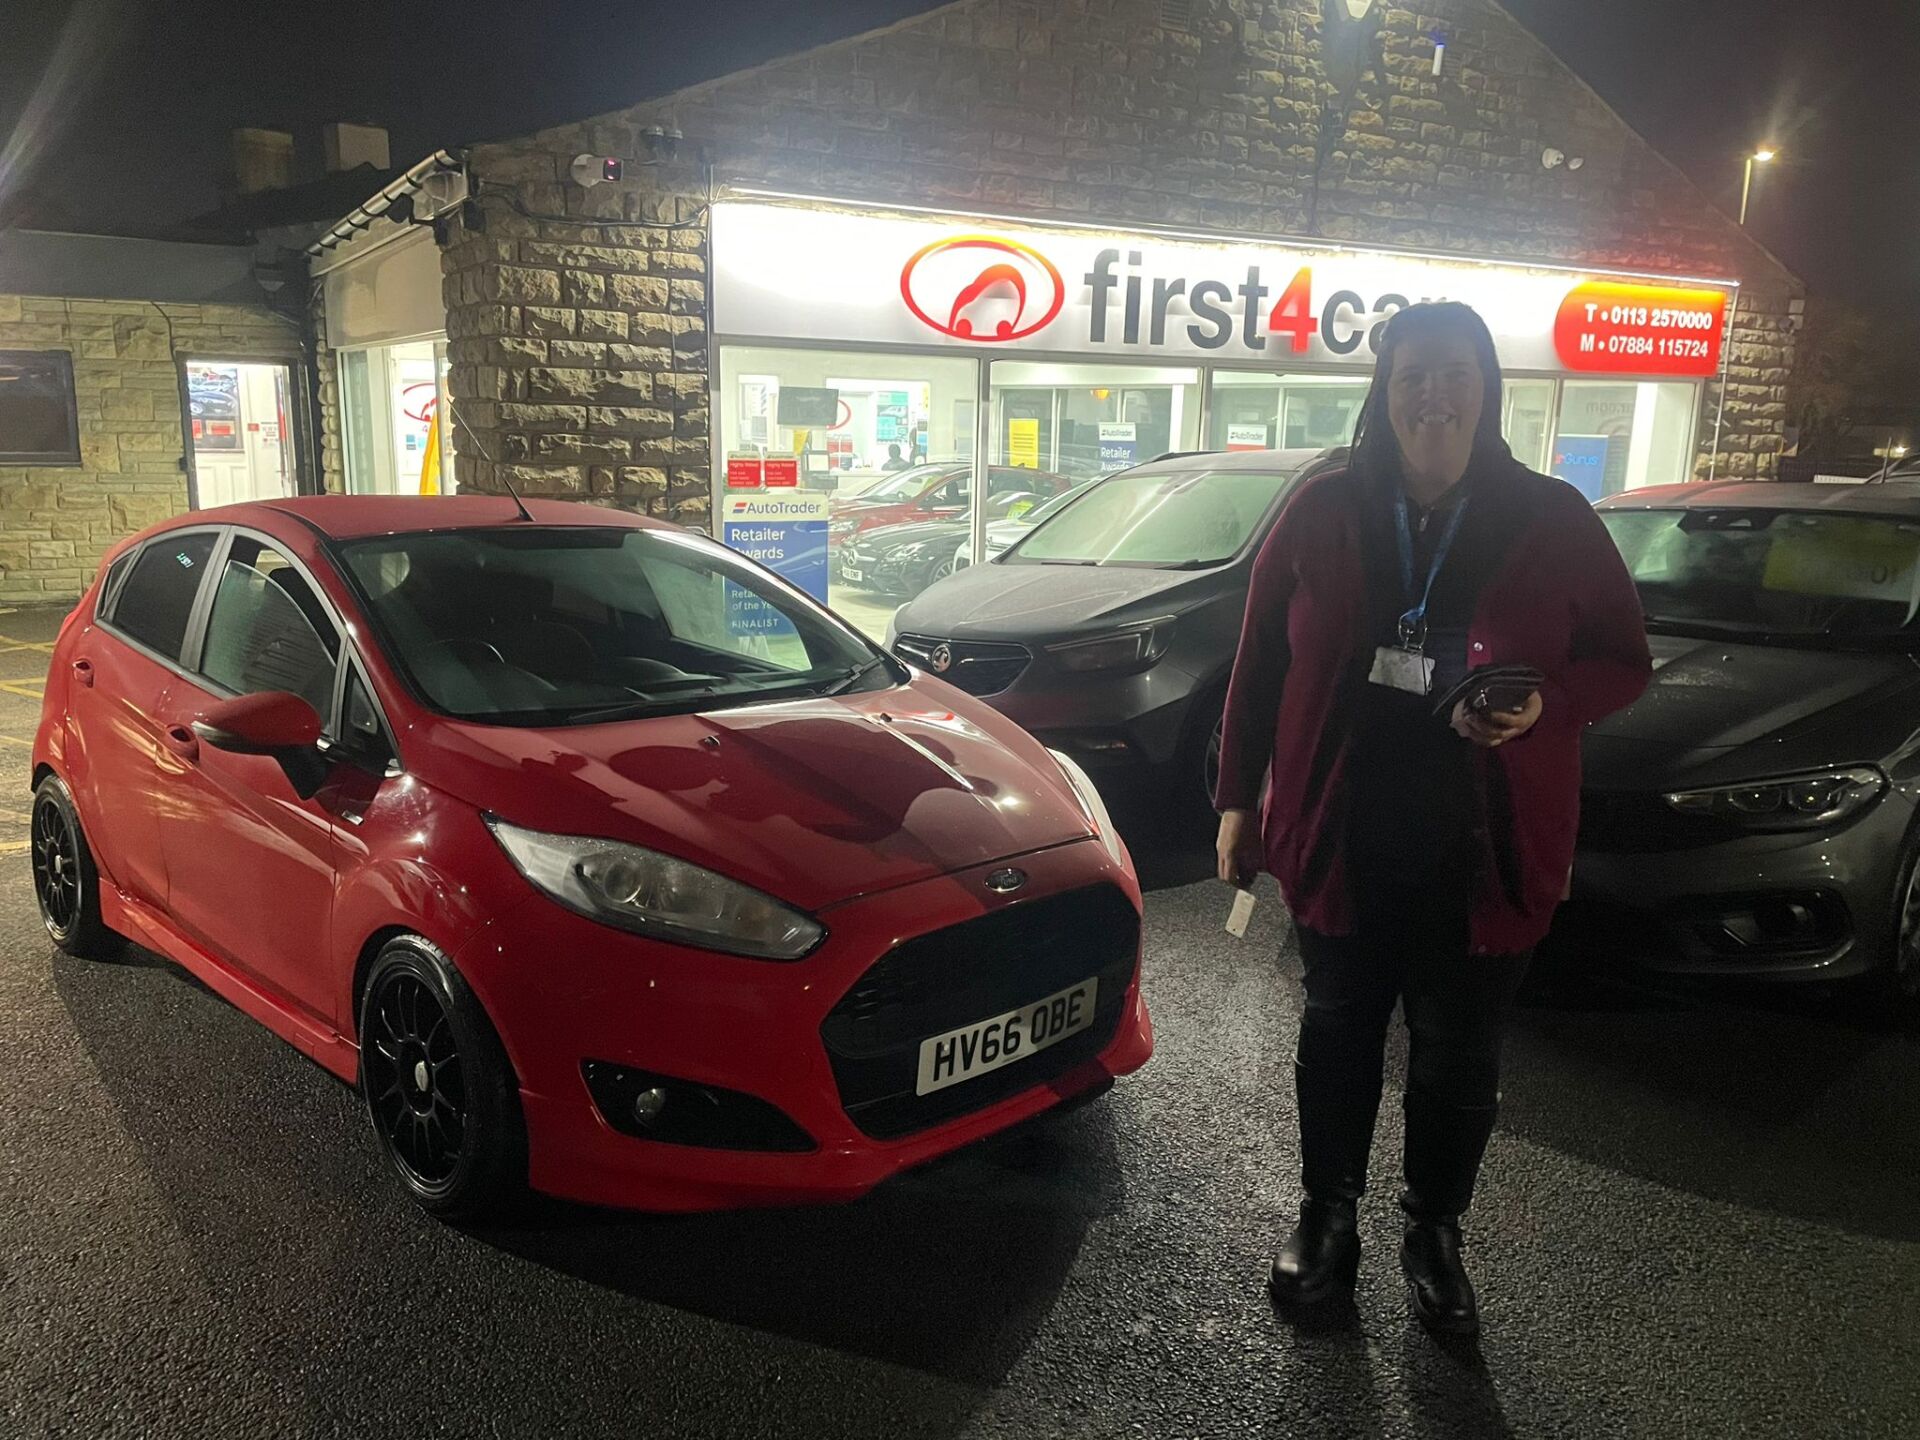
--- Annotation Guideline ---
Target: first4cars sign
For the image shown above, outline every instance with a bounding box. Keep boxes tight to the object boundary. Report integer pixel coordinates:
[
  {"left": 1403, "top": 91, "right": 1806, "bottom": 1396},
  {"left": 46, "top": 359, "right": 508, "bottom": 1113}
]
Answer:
[{"left": 713, "top": 202, "right": 1732, "bottom": 379}]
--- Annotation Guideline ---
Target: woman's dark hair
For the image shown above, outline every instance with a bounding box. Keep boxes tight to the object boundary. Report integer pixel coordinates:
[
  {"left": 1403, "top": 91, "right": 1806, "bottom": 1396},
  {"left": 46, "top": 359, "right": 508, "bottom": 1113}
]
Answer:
[{"left": 1348, "top": 301, "right": 1513, "bottom": 480}]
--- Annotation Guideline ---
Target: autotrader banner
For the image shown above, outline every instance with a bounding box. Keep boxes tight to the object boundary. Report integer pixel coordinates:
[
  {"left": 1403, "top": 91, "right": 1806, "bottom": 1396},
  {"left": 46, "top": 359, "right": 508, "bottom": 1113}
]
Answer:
[{"left": 722, "top": 491, "right": 830, "bottom": 634}]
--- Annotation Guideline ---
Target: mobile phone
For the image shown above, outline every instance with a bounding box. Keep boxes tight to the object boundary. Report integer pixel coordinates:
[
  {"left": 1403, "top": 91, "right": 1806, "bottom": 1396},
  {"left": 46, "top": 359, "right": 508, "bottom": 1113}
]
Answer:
[{"left": 1474, "top": 679, "right": 1536, "bottom": 715}]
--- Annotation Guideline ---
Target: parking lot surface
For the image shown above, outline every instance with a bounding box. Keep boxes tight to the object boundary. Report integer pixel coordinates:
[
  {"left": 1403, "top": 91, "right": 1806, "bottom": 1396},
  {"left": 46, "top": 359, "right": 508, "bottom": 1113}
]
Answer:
[{"left": 2, "top": 600, "right": 1917, "bottom": 1438}]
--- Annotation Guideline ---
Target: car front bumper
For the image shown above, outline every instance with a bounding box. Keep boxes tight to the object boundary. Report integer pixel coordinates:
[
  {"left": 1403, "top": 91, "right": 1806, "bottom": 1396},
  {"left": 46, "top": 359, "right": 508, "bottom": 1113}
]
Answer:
[
  {"left": 457, "top": 839, "right": 1153, "bottom": 1211},
  {"left": 1556, "top": 789, "right": 1915, "bottom": 983}
]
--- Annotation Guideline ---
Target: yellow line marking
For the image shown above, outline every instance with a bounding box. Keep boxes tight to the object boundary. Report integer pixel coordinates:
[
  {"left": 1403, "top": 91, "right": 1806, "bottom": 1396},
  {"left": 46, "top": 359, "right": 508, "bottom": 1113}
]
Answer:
[
  {"left": 0, "top": 839, "right": 29, "bottom": 855},
  {"left": 0, "top": 681, "right": 45, "bottom": 700},
  {"left": 0, "top": 735, "right": 30, "bottom": 747},
  {"left": 0, "top": 635, "right": 56, "bottom": 652}
]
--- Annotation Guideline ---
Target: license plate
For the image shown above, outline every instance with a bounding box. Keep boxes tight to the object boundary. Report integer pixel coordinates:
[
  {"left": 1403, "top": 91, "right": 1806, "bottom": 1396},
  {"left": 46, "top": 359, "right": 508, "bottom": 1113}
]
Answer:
[
  {"left": 842, "top": 566, "right": 864, "bottom": 582},
  {"left": 914, "top": 977, "right": 1098, "bottom": 1096}
]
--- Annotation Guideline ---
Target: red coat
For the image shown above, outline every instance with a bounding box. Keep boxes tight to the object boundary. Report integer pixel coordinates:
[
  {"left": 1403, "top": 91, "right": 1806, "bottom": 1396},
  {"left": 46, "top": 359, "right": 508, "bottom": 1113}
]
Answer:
[{"left": 1214, "top": 464, "right": 1652, "bottom": 954}]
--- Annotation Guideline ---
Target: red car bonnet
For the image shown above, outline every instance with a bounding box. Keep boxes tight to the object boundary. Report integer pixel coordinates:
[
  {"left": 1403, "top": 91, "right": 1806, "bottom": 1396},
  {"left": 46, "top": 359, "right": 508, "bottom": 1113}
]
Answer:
[{"left": 405, "top": 683, "right": 1096, "bottom": 913}]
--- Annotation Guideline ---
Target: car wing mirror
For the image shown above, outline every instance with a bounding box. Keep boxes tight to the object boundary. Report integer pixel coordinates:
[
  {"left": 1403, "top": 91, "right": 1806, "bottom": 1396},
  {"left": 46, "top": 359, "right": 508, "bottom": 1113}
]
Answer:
[{"left": 192, "top": 691, "right": 330, "bottom": 799}]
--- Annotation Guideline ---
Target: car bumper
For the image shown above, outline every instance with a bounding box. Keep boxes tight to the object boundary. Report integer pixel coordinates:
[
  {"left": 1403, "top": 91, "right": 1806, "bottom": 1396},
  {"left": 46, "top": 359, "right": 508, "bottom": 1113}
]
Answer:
[
  {"left": 457, "top": 839, "right": 1153, "bottom": 1212},
  {"left": 989, "top": 665, "right": 1204, "bottom": 774},
  {"left": 1556, "top": 791, "right": 1915, "bottom": 983}
]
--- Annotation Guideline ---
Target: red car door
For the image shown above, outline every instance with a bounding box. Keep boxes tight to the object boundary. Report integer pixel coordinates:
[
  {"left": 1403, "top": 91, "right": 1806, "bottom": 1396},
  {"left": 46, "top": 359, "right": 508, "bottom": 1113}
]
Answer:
[
  {"left": 148, "top": 530, "right": 343, "bottom": 1025},
  {"left": 65, "top": 529, "right": 224, "bottom": 908}
]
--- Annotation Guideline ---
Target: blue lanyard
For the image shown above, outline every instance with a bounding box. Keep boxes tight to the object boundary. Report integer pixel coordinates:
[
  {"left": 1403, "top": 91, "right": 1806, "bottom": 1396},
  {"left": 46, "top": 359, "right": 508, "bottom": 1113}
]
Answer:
[{"left": 1393, "top": 491, "right": 1469, "bottom": 649}]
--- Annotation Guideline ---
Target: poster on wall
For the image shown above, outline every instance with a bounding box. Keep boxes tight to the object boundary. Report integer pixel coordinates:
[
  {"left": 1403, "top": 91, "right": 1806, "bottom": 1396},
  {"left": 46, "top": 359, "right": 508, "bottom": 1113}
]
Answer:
[
  {"left": 187, "top": 365, "right": 242, "bottom": 451},
  {"left": 1008, "top": 418, "right": 1041, "bottom": 469},
  {"left": 722, "top": 492, "right": 831, "bottom": 634},
  {"left": 1551, "top": 435, "right": 1611, "bottom": 501},
  {"left": 763, "top": 453, "right": 800, "bottom": 487},
  {"left": 726, "top": 453, "right": 765, "bottom": 489},
  {"left": 1098, "top": 422, "right": 1138, "bottom": 472}
]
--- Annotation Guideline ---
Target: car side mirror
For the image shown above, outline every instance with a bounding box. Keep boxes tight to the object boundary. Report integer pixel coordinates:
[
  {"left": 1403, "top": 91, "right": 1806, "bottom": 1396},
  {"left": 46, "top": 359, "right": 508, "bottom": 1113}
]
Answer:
[{"left": 193, "top": 691, "right": 329, "bottom": 799}]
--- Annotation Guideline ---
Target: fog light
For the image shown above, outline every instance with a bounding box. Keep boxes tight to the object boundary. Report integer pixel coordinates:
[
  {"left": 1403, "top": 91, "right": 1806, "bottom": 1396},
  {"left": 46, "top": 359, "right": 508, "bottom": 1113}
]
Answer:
[{"left": 632, "top": 1087, "right": 668, "bottom": 1126}]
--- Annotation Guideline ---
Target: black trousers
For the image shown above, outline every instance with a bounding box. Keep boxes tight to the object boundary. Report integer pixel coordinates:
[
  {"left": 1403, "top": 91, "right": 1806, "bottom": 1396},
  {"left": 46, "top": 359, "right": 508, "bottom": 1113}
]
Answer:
[{"left": 1293, "top": 908, "right": 1531, "bottom": 1221}]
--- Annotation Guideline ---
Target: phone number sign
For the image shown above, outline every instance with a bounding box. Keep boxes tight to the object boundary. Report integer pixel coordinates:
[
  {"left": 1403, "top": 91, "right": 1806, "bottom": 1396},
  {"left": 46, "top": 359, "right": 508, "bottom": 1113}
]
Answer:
[{"left": 1553, "top": 281, "right": 1727, "bottom": 378}]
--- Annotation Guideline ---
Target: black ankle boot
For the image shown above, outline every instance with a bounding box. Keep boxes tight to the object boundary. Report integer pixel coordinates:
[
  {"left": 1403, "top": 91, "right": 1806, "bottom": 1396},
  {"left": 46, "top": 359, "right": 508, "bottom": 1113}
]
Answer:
[
  {"left": 1269, "top": 1198, "right": 1360, "bottom": 1305},
  {"left": 1400, "top": 1217, "right": 1478, "bottom": 1335}
]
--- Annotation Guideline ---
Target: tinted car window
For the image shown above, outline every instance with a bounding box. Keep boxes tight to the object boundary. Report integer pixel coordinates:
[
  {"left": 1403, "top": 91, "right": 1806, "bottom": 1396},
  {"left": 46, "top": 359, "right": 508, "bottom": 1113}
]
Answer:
[
  {"left": 1010, "top": 468, "right": 1299, "bottom": 568},
  {"left": 1602, "top": 507, "right": 1920, "bottom": 641},
  {"left": 341, "top": 665, "right": 394, "bottom": 769},
  {"left": 342, "top": 527, "right": 886, "bottom": 726},
  {"left": 111, "top": 532, "right": 217, "bottom": 660},
  {"left": 199, "top": 536, "right": 340, "bottom": 714}
]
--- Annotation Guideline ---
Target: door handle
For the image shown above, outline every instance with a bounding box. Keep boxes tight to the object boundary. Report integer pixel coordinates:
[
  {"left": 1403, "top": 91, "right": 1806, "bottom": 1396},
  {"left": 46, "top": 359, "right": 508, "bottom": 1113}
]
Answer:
[
  {"left": 160, "top": 725, "right": 199, "bottom": 764},
  {"left": 72, "top": 659, "right": 94, "bottom": 687}
]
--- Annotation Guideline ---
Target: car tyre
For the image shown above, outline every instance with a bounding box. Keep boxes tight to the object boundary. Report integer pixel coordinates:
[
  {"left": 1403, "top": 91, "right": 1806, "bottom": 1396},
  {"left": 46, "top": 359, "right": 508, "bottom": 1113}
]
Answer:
[
  {"left": 30, "top": 775, "right": 119, "bottom": 960},
  {"left": 359, "top": 936, "right": 529, "bottom": 1220}
]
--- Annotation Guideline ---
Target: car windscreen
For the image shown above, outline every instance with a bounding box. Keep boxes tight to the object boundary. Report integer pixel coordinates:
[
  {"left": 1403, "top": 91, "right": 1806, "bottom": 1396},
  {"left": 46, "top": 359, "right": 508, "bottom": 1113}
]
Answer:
[
  {"left": 1601, "top": 507, "right": 1920, "bottom": 644},
  {"left": 1004, "top": 467, "right": 1299, "bottom": 568},
  {"left": 340, "top": 527, "right": 889, "bottom": 726}
]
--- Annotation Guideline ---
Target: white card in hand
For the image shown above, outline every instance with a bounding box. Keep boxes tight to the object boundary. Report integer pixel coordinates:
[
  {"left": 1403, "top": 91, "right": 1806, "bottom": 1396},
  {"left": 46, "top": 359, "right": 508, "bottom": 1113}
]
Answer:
[{"left": 1226, "top": 887, "right": 1257, "bottom": 939}]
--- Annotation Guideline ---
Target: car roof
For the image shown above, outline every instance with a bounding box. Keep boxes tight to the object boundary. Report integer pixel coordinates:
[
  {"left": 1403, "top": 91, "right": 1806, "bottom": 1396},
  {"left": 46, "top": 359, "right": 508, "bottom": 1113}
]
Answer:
[
  {"left": 1115, "top": 446, "right": 1334, "bottom": 476},
  {"left": 1596, "top": 479, "right": 1920, "bottom": 516},
  {"left": 156, "top": 494, "right": 677, "bottom": 543}
]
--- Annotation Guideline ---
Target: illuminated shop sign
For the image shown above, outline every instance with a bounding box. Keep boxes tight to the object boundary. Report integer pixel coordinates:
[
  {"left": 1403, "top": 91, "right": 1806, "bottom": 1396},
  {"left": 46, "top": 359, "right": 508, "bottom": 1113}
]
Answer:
[{"left": 713, "top": 202, "right": 1731, "bottom": 378}]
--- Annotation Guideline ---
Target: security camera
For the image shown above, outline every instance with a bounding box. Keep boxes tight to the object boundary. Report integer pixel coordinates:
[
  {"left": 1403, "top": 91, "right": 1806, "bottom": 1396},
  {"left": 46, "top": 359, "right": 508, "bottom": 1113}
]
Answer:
[
  {"left": 570, "top": 153, "right": 624, "bottom": 187},
  {"left": 640, "top": 125, "right": 683, "bottom": 162}
]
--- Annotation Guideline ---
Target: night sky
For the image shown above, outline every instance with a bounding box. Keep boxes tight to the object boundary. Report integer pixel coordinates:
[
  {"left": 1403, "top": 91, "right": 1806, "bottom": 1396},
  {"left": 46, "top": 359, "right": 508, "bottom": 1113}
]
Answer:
[{"left": 2, "top": 0, "right": 1915, "bottom": 312}]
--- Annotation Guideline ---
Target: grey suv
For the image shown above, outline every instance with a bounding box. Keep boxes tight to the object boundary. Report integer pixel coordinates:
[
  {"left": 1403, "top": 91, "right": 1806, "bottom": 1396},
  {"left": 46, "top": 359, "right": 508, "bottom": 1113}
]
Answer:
[{"left": 886, "top": 448, "right": 1340, "bottom": 809}]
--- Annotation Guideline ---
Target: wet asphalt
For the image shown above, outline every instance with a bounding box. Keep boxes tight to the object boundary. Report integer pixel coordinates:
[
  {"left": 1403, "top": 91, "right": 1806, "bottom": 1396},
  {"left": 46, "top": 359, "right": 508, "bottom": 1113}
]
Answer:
[{"left": 2, "top": 600, "right": 1918, "bottom": 1439}]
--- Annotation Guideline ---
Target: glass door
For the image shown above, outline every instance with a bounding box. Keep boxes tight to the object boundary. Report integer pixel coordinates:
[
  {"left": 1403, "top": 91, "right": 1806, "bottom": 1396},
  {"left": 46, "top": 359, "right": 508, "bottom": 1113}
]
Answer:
[{"left": 184, "top": 359, "right": 297, "bottom": 508}]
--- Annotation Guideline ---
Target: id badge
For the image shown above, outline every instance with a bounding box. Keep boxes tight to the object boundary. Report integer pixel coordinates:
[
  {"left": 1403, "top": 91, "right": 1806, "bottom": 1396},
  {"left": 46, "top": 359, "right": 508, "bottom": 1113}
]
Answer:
[{"left": 1368, "top": 645, "right": 1434, "bottom": 696}]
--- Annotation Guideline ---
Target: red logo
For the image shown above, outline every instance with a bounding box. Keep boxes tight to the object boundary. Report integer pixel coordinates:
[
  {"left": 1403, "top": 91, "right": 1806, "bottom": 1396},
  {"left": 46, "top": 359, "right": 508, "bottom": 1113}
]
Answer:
[{"left": 900, "top": 235, "right": 1065, "bottom": 342}]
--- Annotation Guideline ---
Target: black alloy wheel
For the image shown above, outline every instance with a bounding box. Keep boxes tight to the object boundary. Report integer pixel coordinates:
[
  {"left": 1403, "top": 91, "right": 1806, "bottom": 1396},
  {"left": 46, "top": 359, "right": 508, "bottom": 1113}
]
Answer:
[
  {"left": 30, "top": 775, "right": 115, "bottom": 959},
  {"left": 358, "top": 937, "right": 527, "bottom": 1218}
]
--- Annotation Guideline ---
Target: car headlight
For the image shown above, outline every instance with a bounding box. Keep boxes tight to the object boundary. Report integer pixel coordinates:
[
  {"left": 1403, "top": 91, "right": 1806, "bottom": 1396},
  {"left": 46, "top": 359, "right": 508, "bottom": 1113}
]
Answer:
[
  {"left": 1662, "top": 767, "right": 1887, "bottom": 832},
  {"left": 486, "top": 818, "right": 824, "bottom": 960},
  {"left": 1046, "top": 621, "right": 1173, "bottom": 674},
  {"left": 1048, "top": 748, "right": 1125, "bottom": 864}
]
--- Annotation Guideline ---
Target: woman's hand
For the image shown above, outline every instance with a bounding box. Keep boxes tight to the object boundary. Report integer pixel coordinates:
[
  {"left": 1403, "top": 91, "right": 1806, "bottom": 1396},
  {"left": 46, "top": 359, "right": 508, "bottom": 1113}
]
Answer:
[
  {"left": 1216, "top": 808, "right": 1263, "bottom": 887},
  {"left": 1451, "top": 690, "right": 1543, "bottom": 748}
]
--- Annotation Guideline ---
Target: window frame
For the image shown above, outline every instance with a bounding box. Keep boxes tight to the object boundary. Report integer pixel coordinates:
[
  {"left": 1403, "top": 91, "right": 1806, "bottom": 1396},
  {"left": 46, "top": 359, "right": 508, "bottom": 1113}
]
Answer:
[
  {"left": 97, "top": 522, "right": 403, "bottom": 776},
  {"left": 0, "top": 348, "right": 81, "bottom": 466}
]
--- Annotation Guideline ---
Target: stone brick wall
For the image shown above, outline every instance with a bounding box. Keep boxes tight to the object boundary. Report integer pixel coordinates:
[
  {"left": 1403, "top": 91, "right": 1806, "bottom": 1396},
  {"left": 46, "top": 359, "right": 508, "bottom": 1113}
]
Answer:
[
  {"left": 0, "top": 294, "right": 301, "bottom": 603},
  {"left": 420, "top": 0, "right": 1798, "bottom": 515}
]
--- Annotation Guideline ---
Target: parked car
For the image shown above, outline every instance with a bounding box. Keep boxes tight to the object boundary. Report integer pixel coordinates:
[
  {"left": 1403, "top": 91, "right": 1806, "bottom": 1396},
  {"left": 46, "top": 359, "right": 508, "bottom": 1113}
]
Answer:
[
  {"left": 30, "top": 497, "right": 1153, "bottom": 1218},
  {"left": 1555, "top": 480, "right": 1920, "bottom": 1006},
  {"left": 830, "top": 462, "right": 1074, "bottom": 551},
  {"left": 836, "top": 486, "right": 1050, "bottom": 599},
  {"left": 887, "top": 448, "right": 1340, "bottom": 809},
  {"left": 954, "top": 478, "right": 1102, "bottom": 571}
]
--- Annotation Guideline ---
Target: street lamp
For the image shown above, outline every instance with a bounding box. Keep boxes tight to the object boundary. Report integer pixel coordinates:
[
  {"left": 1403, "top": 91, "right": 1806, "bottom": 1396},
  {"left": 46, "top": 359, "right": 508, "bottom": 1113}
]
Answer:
[{"left": 1739, "top": 148, "right": 1776, "bottom": 227}]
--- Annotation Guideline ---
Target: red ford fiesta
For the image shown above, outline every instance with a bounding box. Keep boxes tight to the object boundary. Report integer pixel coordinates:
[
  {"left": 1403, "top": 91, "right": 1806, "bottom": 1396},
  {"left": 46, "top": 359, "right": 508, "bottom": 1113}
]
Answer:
[{"left": 29, "top": 497, "right": 1152, "bottom": 1217}]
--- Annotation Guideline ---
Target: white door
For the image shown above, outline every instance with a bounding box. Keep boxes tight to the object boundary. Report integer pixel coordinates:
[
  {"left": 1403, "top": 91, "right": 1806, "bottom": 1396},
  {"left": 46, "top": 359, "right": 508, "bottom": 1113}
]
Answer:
[{"left": 188, "top": 361, "right": 295, "bottom": 508}]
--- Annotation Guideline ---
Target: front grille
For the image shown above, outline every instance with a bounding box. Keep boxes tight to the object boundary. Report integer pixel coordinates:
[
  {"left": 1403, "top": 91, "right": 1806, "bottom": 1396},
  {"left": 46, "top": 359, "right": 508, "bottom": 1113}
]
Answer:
[
  {"left": 893, "top": 633, "right": 1031, "bottom": 696},
  {"left": 821, "top": 884, "right": 1140, "bottom": 1140},
  {"left": 1578, "top": 790, "right": 1745, "bottom": 854}
]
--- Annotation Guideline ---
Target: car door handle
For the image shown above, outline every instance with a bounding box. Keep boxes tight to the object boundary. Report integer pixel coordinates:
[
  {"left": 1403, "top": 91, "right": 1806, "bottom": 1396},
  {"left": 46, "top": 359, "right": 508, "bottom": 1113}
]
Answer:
[
  {"left": 71, "top": 659, "right": 94, "bottom": 687},
  {"left": 160, "top": 725, "right": 199, "bottom": 764}
]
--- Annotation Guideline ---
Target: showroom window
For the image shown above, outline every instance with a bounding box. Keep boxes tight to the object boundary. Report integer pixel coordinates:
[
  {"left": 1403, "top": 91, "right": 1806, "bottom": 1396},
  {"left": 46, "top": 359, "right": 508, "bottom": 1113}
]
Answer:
[
  {"left": 1552, "top": 380, "right": 1696, "bottom": 498},
  {"left": 339, "top": 338, "right": 453, "bottom": 496},
  {"left": 716, "top": 345, "right": 981, "bottom": 642},
  {"left": 990, "top": 362, "right": 1201, "bottom": 480},
  {"left": 1207, "top": 371, "right": 1367, "bottom": 453}
]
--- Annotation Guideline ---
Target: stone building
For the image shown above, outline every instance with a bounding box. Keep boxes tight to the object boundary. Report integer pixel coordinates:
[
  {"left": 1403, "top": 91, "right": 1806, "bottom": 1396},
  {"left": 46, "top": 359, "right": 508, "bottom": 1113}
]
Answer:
[
  {"left": 0, "top": 230, "right": 305, "bottom": 603},
  {"left": 302, "top": 0, "right": 1797, "bottom": 546}
]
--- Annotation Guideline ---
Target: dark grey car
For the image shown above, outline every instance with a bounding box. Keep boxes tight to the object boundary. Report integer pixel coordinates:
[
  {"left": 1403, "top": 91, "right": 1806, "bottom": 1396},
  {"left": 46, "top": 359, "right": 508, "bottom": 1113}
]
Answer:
[
  {"left": 886, "top": 448, "right": 1340, "bottom": 807},
  {"left": 1568, "top": 480, "right": 1920, "bottom": 1003}
]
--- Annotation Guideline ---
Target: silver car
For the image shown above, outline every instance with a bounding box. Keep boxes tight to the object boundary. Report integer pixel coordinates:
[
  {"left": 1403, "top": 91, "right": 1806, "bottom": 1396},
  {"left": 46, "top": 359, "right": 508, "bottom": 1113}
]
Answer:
[{"left": 1566, "top": 479, "right": 1920, "bottom": 1007}]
